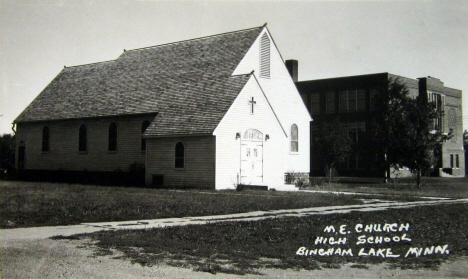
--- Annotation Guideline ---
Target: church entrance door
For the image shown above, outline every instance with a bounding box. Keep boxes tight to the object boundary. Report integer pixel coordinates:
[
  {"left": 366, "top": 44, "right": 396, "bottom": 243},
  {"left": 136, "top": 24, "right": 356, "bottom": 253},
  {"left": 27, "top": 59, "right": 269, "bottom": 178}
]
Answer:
[{"left": 240, "top": 129, "right": 263, "bottom": 185}]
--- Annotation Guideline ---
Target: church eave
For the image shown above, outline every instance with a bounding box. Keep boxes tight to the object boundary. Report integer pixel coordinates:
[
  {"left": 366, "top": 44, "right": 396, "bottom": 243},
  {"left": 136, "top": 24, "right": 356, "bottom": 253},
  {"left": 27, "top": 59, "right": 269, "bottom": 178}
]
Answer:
[
  {"left": 14, "top": 112, "right": 159, "bottom": 124},
  {"left": 143, "top": 132, "right": 214, "bottom": 139}
]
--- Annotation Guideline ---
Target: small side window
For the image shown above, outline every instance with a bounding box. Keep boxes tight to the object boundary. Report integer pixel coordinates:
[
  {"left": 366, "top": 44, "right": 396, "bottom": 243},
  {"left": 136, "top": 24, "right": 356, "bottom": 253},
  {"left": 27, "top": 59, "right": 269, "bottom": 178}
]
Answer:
[
  {"left": 175, "top": 142, "right": 185, "bottom": 168},
  {"left": 79, "top": 124, "right": 87, "bottom": 152},
  {"left": 108, "top": 122, "right": 117, "bottom": 151},
  {"left": 42, "top": 126, "right": 50, "bottom": 152}
]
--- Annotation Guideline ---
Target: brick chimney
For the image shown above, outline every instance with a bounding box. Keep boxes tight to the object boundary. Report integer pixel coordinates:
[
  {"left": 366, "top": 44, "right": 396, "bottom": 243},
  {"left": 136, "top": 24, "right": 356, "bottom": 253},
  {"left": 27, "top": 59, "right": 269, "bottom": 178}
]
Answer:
[{"left": 285, "top": 59, "right": 298, "bottom": 82}]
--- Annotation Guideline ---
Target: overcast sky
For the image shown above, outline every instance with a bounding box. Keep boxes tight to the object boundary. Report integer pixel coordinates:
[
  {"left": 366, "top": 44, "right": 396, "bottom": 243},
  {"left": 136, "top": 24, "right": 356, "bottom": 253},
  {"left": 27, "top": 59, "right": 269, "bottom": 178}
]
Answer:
[{"left": 1, "top": 0, "right": 467, "bottom": 135}]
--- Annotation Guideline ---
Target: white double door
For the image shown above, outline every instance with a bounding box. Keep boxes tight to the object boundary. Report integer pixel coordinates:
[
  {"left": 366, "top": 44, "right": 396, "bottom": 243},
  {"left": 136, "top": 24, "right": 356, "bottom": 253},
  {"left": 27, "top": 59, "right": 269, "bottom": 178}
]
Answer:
[{"left": 240, "top": 139, "right": 263, "bottom": 185}]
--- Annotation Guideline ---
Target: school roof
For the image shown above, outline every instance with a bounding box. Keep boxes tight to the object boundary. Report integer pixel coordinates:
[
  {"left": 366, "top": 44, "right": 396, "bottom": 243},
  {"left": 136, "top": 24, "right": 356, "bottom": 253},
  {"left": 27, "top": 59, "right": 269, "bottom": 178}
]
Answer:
[{"left": 14, "top": 26, "right": 265, "bottom": 136}]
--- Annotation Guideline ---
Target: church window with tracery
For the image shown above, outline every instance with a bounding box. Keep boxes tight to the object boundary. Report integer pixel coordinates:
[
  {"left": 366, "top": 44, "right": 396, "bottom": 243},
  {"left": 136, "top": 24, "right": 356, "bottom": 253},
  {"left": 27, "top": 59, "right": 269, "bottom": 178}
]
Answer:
[{"left": 291, "top": 124, "right": 298, "bottom": 152}]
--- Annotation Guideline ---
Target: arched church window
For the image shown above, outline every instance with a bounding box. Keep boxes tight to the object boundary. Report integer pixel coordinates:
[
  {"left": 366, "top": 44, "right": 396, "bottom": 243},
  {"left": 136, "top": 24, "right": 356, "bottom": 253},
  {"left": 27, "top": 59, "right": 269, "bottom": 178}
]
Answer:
[
  {"left": 141, "top": 120, "right": 151, "bottom": 151},
  {"left": 291, "top": 124, "right": 298, "bottom": 152},
  {"left": 79, "top": 124, "right": 87, "bottom": 152},
  {"left": 108, "top": 122, "right": 117, "bottom": 151},
  {"left": 175, "top": 142, "right": 185, "bottom": 168},
  {"left": 42, "top": 126, "right": 50, "bottom": 152},
  {"left": 260, "top": 33, "right": 270, "bottom": 78}
]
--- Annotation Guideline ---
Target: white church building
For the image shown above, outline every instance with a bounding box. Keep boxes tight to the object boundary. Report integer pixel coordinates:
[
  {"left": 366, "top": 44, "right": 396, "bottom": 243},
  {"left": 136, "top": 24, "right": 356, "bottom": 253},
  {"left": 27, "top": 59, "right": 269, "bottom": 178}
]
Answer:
[{"left": 14, "top": 24, "right": 311, "bottom": 190}]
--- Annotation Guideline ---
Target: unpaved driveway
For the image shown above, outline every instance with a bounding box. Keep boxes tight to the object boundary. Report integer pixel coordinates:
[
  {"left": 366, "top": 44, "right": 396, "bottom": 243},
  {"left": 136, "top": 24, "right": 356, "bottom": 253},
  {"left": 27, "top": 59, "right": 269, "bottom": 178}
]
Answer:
[{"left": 2, "top": 238, "right": 468, "bottom": 278}]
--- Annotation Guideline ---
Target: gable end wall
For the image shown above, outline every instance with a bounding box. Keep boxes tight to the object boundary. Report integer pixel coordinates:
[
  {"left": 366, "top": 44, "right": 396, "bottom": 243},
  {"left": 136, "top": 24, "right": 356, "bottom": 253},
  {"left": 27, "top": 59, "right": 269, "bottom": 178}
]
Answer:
[
  {"left": 213, "top": 77, "right": 285, "bottom": 189},
  {"left": 232, "top": 28, "right": 311, "bottom": 174}
]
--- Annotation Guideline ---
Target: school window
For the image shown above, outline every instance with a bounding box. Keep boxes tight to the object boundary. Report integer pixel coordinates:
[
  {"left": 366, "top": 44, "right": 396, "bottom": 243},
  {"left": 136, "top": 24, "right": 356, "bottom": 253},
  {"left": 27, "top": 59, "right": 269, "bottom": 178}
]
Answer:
[
  {"left": 141, "top": 120, "right": 151, "bottom": 151},
  {"left": 339, "top": 123, "right": 349, "bottom": 169},
  {"left": 357, "top": 89, "right": 366, "bottom": 110},
  {"left": 42, "top": 126, "right": 50, "bottom": 152},
  {"left": 175, "top": 142, "right": 185, "bottom": 168},
  {"left": 370, "top": 89, "right": 379, "bottom": 110},
  {"left": 456, "top": 155, "right": 459, "bottom": 168},
  {"left": 291, "top": 124, "right": 298, "bottom": 152},
  {"left": 326, "top": 92, "right": 335, "bottom": 113},
  {"left": 429, "top": 92, "right": 445, "bottom": 132},
  {"left": 346, "top": 121, "right": 366, "bottom": 143},
  {"left": 339, "top": 91, "right": 348, "bottom": 111},
  {"left": 349, "top": 122, "right": 357, "bottom": 143},
  {"left": 108, "top": 122, "right": 117, "bottom": 151},
  {"left": 311, "top": 93, "right": 320, "bottom": 113},
  {"left": 448, "top": 108, "right": 457, "bottom": 141},
  {"left": 339, "top": 89, "right": 363, "bottom": 112},
  {"left": 348, "top": 90, "right": 357, "bottom": 112},
  {"left": 260, "top": 33, "right": 270, "bottom": 78},
  {"left": 429, "top": 92, "right": 444, "bottom": 111},
  {"left": 450, "top": 154, "right": 454, "bottom": 168},
  {"left": 79, "top": 124, "right": 87, "bottom": 152},
  {"left": 357, "top": 122, "right": 366, "bottom": 143}
]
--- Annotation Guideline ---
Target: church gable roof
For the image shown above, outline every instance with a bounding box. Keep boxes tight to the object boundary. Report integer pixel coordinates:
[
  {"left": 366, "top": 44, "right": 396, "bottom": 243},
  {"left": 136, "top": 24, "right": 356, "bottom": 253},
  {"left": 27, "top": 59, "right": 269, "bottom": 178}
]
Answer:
[
  {"left": 14, "top": 26, "right": 264, "bottom": 136},
  {"left": 144, "top": 74, "right": 251, "bottom": 137}
]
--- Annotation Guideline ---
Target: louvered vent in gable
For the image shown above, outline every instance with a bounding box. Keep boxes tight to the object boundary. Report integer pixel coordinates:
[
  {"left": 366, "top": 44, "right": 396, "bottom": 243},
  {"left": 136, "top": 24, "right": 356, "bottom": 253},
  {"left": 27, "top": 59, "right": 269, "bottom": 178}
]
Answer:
[{"left": 260, "top": 33, "right": 270, "bottom": 78}]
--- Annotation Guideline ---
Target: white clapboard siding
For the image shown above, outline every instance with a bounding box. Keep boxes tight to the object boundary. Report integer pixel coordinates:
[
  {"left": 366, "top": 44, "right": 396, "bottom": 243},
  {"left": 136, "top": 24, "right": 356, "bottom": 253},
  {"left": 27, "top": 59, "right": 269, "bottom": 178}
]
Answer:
[
  {"left": 232, "top": 27, "right": 311, "bottom": 174},
  {"left": 15, "top": 115, "right": 154, "bottom": 172},
  {"left": 213, "top": 76, "right": 285, "bottom": 190},
  {"left": 145, "top": 136, "right": 216, "bottom": 188}
]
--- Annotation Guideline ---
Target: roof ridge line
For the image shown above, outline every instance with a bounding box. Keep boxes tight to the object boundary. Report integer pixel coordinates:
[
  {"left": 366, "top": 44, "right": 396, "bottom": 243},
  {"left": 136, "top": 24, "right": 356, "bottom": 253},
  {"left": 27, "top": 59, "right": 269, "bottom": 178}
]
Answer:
[
  {"left": 65, "top": 59, "right": 116, "bottom": 69},
  {"left": 299, "top": 72, "right": 391, "bottom": 82},
  {"left": 125, "top": 25, "right": 265, "bottom": 53},
  {"left": 444, "top": 86, "right": 462, "bottom": 92},
  {"left": 63, "top": 25, "right": 265, "bottom": 69}
]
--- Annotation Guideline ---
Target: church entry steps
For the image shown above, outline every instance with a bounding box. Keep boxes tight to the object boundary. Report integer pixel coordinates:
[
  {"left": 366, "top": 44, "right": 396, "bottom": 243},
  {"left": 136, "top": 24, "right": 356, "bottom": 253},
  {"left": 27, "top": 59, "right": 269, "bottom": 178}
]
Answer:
[{"left": 239, "top": 185, "right": 268, "bottom": 191}]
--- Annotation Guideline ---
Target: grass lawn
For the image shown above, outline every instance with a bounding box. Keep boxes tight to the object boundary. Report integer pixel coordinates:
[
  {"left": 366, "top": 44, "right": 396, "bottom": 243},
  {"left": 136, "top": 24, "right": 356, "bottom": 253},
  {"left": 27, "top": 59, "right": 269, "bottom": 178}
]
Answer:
[
  {"left": 73, "top": 203, "right": 468, "bottom": 275},
  {"left": 0, "top": 180, "right": 400, "bottom": 229},
  {"left": 306, "top": 177, "right": 468, "bottom": 198}
]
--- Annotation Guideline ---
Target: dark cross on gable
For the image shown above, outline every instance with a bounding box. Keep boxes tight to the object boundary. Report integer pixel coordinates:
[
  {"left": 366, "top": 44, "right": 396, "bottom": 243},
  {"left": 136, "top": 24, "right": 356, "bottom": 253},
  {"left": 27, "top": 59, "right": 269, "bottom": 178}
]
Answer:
[{"left": 249, "top": 97, "right": 256, "bottom": 114}]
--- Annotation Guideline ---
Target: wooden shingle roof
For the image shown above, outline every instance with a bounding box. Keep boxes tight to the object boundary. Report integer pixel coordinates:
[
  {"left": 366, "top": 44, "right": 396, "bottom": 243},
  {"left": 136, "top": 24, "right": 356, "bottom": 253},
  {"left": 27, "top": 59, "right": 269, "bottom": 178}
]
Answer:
[{"left": 15, "top": 26, "right": 264, "bottom": 136}]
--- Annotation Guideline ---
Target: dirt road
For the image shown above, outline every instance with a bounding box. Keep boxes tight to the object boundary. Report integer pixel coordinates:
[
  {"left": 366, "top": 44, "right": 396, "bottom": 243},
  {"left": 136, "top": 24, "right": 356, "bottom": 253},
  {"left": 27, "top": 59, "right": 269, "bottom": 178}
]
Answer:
[
  {"left": 3, "top": 198, "right": 468, "bottom": 278},
  {"left": 2, "top": 237, "right": 468, "bottom": 278}
]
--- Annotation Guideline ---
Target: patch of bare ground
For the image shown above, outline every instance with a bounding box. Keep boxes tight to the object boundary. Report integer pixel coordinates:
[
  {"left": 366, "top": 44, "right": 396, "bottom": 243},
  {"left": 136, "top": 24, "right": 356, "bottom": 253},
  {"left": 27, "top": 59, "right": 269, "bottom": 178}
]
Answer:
[
  {"left": 255, "top": 257, "right": 468, "bottom": 278},
  {"left": 2, "top": 237, "right": 468, "bottom": 278},
  {"left": 1, "top": 238, "right": 242, "bottom": 279}
]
